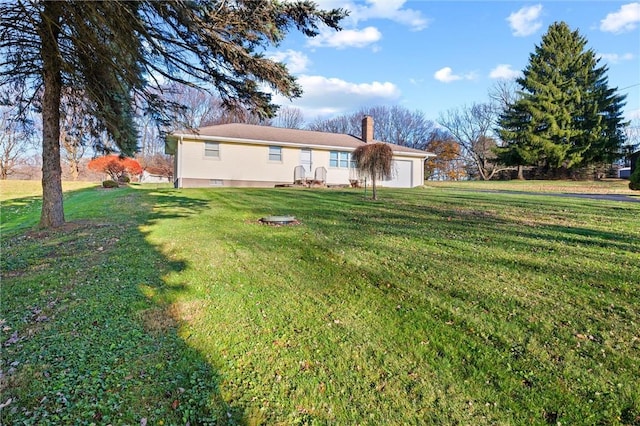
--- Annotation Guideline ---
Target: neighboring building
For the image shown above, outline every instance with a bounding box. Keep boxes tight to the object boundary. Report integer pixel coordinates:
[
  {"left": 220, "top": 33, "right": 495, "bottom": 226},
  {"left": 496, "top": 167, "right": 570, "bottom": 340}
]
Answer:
[
  {"left": 618, "top": 167, "right": 631, "bottom": 179},
  {"left": 140, "top": 168, "right": 172, "bottom": 183},
  {"left": 165, "top": 116, "right": 434, "bottom": 188}
]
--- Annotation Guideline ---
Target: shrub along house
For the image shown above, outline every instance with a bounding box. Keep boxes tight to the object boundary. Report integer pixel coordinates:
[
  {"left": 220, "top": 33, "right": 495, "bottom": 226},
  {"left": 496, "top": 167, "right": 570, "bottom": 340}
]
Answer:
[{"left": 165, "top": 116, "right": 433, "bottom": 188}]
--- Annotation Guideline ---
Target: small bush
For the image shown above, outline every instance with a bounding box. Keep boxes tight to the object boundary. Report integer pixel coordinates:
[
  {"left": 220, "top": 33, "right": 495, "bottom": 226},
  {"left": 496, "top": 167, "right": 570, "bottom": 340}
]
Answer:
[
  {"left": 118, "top": 175, "right": 131, "bottom": 184},
  {"left": 629, "top": 167, "right": 640, "bottom": 191},
  {"left": 102, "top": 180, "right": 119, "bottom": 188}
]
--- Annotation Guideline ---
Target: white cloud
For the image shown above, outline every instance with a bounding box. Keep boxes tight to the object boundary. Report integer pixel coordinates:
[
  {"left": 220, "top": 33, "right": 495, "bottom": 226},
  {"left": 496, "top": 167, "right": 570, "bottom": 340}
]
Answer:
[
  {"left": 489, "top": 64, "right": 522, "bottom": 80},
  {"left": 434, "top": 67, "right": 461, "bottom": 83},
  {"left": 303, "top": 1, "right": 429, "bottom": 49},
  {"left": 274, "top": 74, "right": 401, "bottom": 117},
  {"left": 507, "top": 4, "right": 543, "bottom": 37},
  {"left": 434, "top": 67, "right": 477, "bottom": 83},
  {"left": 268, "top": 50, "right": 310, "bottom": 74},
  {"left": 354, "top": 0, "right": 430, "bottom": 31},
  {"left": 597, "top": 52, "right": 635, "bottom": 64},
  {"left": 313, "top": 0, "right": 430, "bottom": 31},
  {"left": 600, "top": 3, "right": 640, "bottom": 33},
  {"left": 628, "top": 108, "right": 640, "bottom": 120},
  {"left": 308, "top": 26, "right": 382, "bottom": 49}
]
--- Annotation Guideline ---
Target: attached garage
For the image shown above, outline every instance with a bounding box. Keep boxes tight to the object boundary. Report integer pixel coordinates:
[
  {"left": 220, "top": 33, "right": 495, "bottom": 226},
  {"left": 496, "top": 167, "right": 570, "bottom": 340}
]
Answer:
[{"left": 383, "top": 160, "right": 413, "bottom": 188}]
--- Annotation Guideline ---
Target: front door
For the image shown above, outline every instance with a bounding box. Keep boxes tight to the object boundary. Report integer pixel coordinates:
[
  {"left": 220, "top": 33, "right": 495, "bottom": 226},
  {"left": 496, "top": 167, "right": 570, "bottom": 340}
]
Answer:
[{"left": 300, "top": 149, "right": 312, "bottom": 176}]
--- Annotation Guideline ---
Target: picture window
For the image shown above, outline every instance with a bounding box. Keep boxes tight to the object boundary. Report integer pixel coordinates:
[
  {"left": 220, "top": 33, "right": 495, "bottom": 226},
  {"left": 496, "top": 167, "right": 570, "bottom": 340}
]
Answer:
[{"left": 330, "top": 151, "right": 354, "bottom": 168}]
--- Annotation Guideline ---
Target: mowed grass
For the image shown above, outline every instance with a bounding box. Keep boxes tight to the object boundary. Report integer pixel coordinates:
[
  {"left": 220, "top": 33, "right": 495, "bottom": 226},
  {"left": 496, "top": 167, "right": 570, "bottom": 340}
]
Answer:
[
  {"left": 0, "top": 180, "right": 99, "bottom": 200},
  {"left": 1, "top": 180, "right": 639, "bottom": 425},
  {"left": 0, "top": 180, "right": 99, "bottom": 232}
]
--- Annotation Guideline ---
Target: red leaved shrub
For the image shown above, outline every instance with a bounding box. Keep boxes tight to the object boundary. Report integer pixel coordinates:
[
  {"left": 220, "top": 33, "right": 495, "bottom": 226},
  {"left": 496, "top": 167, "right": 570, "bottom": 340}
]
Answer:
[{"left": 88, "top": 156, "right": 143, "bottom": 182}]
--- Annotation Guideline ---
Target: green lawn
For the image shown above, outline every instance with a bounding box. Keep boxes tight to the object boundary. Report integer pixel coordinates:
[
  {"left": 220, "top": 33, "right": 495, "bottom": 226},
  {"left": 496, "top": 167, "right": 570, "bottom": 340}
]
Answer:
[{"left": 2, "top": 181, "right": 639, "bottom": 425}]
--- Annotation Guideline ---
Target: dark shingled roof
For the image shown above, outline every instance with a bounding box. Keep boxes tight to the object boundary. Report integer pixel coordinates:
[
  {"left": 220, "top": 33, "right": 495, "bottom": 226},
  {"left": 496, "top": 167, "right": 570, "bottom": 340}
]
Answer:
[{"left": 170, "top": 123, "right": 431, "bottom": 156}]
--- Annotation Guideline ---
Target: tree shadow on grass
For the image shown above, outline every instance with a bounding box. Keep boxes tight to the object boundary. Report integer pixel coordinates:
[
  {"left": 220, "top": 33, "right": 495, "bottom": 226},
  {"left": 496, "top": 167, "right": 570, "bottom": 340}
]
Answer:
[
  {"left": 199, "top": 187, "right": 639, "bottom": 424},
  {"left": 5, "top": 185, "right": 633, "bottom": 424},
  {"left": 0, "top": 186, "right": 247, "bottom": 424}
]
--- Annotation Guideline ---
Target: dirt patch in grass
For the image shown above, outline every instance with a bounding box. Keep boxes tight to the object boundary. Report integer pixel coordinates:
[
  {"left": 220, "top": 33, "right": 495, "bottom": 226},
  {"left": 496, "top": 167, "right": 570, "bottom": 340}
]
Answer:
[
  {"left": 139, "top": 307, "right": 177, "bottom": 335},
  {"left": 23, "top": 220, "right": 109, "bottom": 240},
  {"left": 169, "top": 300, "right": 209, "bottom": 324},
  {"left": 2, "top": 220, "right": 118, "bottom": 279}
]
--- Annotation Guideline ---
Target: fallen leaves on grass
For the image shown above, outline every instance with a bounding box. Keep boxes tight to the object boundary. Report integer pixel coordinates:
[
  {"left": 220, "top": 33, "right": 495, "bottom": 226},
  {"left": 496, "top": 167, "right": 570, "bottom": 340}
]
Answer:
[{"left": 4, "top": 331, "right": 19, "bottom": 347}]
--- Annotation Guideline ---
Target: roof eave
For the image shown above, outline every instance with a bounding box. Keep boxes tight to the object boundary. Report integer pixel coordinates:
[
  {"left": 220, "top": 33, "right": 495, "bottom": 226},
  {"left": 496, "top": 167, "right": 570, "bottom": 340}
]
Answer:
[
  {"left": 168, "top": 132, "right": 434, "bottom": 159},
  {"left": 168, "top": 132, "right": 363, "bottom": 153}
]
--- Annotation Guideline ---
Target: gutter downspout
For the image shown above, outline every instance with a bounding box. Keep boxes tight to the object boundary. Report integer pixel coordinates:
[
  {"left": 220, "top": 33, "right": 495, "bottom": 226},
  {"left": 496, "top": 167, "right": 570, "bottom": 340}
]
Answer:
[{"left": 177, "top": 136, "right": 183, "bottom": 188}]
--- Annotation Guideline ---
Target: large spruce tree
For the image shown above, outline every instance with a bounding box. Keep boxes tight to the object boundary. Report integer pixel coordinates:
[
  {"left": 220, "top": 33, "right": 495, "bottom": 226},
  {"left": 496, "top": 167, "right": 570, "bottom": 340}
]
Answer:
[
  {"left": 0, "top": 1, "right": 345, "bottom": 227},
  {"left": 497, "top": 22, "right": 627, "bottom": 175}
]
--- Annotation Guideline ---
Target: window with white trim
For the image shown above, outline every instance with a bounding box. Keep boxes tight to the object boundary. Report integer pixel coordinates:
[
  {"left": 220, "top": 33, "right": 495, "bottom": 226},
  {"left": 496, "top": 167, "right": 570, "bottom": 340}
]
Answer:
[
  {"left": 204, "top": 142, "right": 220, "bottom": 158},
  {"left": 269, "top": 146, "right": 282, "bottom": 161},
  {"left": 329, "top": 151, "right": 354, "bottom": 168}
]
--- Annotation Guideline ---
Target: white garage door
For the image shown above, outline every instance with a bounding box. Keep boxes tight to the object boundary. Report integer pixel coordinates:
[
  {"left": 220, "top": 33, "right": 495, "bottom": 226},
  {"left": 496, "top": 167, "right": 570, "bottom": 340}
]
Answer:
[{"left": 384, "top": 160, "right": 412, "bottom": 188}]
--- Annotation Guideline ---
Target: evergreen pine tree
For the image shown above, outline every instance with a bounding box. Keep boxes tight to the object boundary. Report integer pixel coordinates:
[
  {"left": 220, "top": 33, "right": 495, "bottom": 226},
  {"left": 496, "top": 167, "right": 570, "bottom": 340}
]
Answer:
[
  {"left": 630, "top": 166, "right": 640, "bottom": 191},
  {"left": 497, "top": 22, "right": 627, "bottom": 175}
]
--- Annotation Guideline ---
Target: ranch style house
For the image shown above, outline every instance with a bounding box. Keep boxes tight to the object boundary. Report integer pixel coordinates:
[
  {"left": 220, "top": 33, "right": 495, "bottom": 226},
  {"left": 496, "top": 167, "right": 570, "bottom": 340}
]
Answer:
[{"left": 165, "top": 116, "right": 434, "bottom": 188}]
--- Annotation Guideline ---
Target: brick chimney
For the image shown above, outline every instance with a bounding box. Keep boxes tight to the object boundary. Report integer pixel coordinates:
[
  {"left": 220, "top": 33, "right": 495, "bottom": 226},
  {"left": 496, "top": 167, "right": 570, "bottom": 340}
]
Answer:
[{"left": 361, "top": 115, "right": 374, "bottom": 143}]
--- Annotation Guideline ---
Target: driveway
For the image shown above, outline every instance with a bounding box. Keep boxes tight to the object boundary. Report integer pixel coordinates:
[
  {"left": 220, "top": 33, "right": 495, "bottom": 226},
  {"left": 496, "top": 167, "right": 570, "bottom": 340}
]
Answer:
[{"left": 474, "top": 190, "right": 640, "bottom": 203}]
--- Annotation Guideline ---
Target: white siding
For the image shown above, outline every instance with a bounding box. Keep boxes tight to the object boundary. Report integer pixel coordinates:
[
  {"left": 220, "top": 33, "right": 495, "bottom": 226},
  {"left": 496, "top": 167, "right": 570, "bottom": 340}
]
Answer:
[{"left": 175, "top": 138, "right": 425, "bottom": 188}]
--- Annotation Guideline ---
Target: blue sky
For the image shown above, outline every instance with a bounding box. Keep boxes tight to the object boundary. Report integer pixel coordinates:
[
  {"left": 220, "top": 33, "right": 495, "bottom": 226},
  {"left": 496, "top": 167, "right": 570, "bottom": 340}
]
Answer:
[{"left": 269, "top": 1, "right": 640, "bottom": 125}]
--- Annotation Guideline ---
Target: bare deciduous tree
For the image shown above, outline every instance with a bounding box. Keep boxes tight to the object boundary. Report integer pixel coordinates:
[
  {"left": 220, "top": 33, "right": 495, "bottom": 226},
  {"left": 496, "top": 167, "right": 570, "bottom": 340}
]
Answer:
[
  {"left": 138, "top": 114, "right": 164, "bottom": 158},
  {"left": 360, "top": 105, "right": 435, "bottom": 150},
  {"left": 59, "top": 90, "right": 97, "bottom": 180},
  {"left": 438, "top": 103, "right": 512, "bottom": 180},
  {"left": 59, "top": 127, "right": 86, "bottom": 180},
  {"left": 273, "top": 106, "right": 305, "bottom": 129},
  {"left": 307, "top": 115, "right": 355, "bottom": 134},
  {"left": 0, "top": 103, "right": 31, "bottom": 180},
  {"left": 489, "top": 79, "right": 521, "bottom": 111},
  {"left": 307, "top": 105, "right": 436, "bottom": 149}
]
